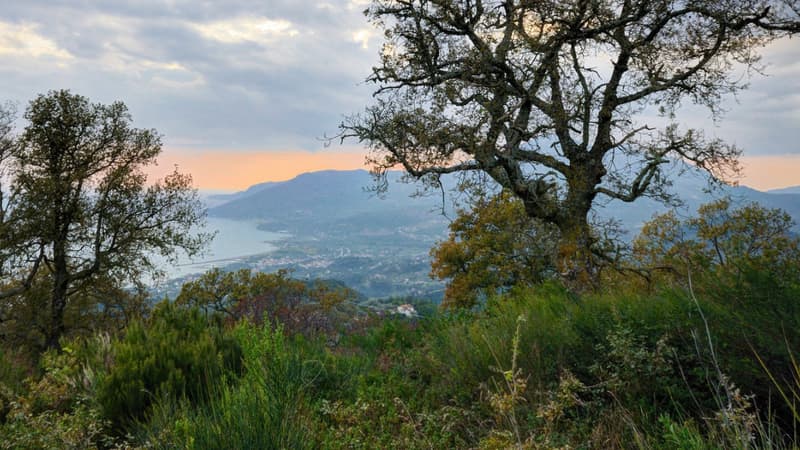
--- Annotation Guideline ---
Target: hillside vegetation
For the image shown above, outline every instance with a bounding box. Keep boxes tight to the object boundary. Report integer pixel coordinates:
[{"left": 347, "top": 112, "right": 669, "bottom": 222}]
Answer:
[{"left": 3, "top": 195, "right": 800, "bottom": 449}]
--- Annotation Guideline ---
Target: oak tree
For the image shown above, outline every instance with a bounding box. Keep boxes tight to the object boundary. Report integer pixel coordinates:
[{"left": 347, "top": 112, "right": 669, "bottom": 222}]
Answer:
[
  {"left": 343, "top": 0, "right": 800, "bottom": 279},
  {"left": 0, "top": 90, "right": 209, "bottom": 349}
]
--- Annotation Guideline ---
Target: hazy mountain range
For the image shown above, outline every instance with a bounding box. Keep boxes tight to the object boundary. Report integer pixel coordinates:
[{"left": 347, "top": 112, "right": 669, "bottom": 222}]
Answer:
[
  {"left": 768, "top": 186, "right": 800, "bottom": 195},
  {"left": 208, "top": 169, "right": 800, "bottom": 235},
  {"left": 194, "top": 169, "right": 799, "bottom": 300},
  {"left": 208, "top": 170, "right": 455, "bottom": 231}
]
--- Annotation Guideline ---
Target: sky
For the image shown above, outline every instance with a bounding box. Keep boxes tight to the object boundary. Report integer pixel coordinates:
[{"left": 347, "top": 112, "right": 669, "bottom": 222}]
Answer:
[{"left": 0, "top": 0, "right": 798, "bottom": 191}]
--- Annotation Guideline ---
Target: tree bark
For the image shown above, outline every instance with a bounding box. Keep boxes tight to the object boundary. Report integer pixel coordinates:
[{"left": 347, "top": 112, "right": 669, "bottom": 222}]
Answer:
[
  {"left": 45, "top": 238, "right": 69, "bottom": 350},
  {"left": 553, "top": 160, "right": 605, "bottom": 287}
]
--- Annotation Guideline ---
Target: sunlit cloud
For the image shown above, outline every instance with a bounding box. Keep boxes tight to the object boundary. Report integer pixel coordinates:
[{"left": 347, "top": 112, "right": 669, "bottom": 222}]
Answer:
[
  {"left": 100, "top": 55, "right": 205, "bottom": 88},
  {"left": 347, "top": 0, "right": 372, "bottom": 10},
  {"left": 0, "top": 0, "right": 796, "bottom": 172},
  {"left": 351, "top": 28, "right": 374, "bottom": 49},
  {"left": 0, "top": 21, "right": 72, "bottom": 61},
  {"left": 193, "top": 17, "right": 299, "bottom": 44}
]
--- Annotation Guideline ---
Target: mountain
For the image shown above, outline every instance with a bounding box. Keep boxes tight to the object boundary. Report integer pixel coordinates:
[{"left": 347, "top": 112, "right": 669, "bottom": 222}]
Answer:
[
  {"left": 211, "top": 169, "right": 800, "bottom": 234},
  {"left": 210, "top": 170, "right": 456, "bottom": 232},
  {"left": 203, "top": 181, "right": 279, "bottom": 208},
  {"left": 207, "top": 170, "right": 455, "bottom": 299},
  {"left": 199, "top": 169, "right": 800, "bottom": 299},
  {"left": 598, "top": 182, "right": 800, "bottom": 236},
  {"left": 768, "top": 185, "right": 800, "bottom": 195}
]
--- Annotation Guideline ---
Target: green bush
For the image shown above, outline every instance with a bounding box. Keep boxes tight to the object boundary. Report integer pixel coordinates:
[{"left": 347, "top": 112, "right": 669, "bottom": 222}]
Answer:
[
  {"left": 0, "top": 335, "right": 124, "bottom": 449},
  {"left": 143, "top": 322, "right": 315, "bottom": 449},
  {"left": 417, "top": 283, "right": 582, "bottom": 403},
  {"left": 96, "top": 301, "right": 241, "bottom": 431}
]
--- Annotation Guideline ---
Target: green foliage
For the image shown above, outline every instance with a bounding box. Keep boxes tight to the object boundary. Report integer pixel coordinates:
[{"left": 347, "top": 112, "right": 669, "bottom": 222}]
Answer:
[
  {"left": 0, "top": 348, "right": 28, "bottom": 423},
  {"left": 96, "top": 301, "right": 241, "bottom": 432},
  {"left": 0, "top": 272, "right": 150, "bottom": 354},
  {"left": 430, "top": 190, "right": 558, "bottom": 309},
  {"left": 0, "top": 90, "right": 209, "bottom": 351},
  {"left": 176, "top": 268, "right": 358, "bottom": 338},
  {"left": 143, "top": 322, "right": 315, "bottom": 449},
  {"left": 634, "top": 199, "right": 800, "bottom": 423},
  {"left": 658, "top": 415, "right": 709, "bottom": 450},
  {"left": 0, "top": 335, "right": 124, "bottom": 449},
  {"left": 590, "top": 326, "right": 680, "bottom": 409},
  {"left": 634, "top": 198, "right": 800, "bottom": 282},
  {"left": 419, "top": 283, "right": 582, "bottom": 401},
  {"left": 5, "top": 197, "right": 800, "bottom": 448}
]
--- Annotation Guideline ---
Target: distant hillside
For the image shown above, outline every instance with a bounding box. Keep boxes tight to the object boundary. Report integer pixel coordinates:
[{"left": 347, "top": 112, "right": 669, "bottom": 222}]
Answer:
[
  {"left": 211, "top": 169, "right": 800, "bottom": 235},
  {"left": 207, "top": 170, "right": 454, "bottom": 299},
  {"left": 768, "top": 185, "right": 800, "bottom": 195},
  {"left": 599, "top": 183, "right": 800, "bottom": 235},
  {"left": 210, "top": 170, "right": 455, "bottom": 232},
  {"left": 199, "top": 169, "right": 800, "bottom": 299},
  {"left": 205, "top": 181, "right": 280, "bottom": 207}
]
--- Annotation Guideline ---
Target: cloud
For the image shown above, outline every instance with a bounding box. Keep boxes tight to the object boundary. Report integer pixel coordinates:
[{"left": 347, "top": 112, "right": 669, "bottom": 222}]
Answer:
[
  {"left": 351, "top": 28, "right": 374, "bottom": 49},
  {"left": 0, "top": 0, "right": 797, "bottom": 171},
  {"left": 675, "top": 38, "right": 800, "bottom": 157},
  {"left": 0, "top": 1, "right": 376, "bottom": 151},
  {"left": 192, "top": 17, "right": 299, "bottom": 44},
  {"left": 0, "top": 21, "right": 72, "bottom": 61}
]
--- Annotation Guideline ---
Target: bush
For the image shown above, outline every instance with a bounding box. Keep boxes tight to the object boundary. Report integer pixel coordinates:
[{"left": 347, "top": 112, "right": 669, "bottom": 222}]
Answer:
[
  {"left": 0, "top": 335, "right": 122, "bottom": 449},
  {"left": 143, "top": 322, "right": 315, "bottom": 449},
  {"left": 96, "top": 301, "right": 241, "bottom": 431}
]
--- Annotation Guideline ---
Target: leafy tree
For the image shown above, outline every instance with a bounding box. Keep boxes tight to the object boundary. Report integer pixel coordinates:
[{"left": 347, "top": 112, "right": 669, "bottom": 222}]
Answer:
[
  {"left": 430, "top": 190, "right": 558, "bottom": 308},
  {"left": 343, "top": 0, "right": 800, "bottom": 279},
  {"left": 177, "top": 268, "right": 358, "bottom": 337},
  {"left": 175, "top": 268, "right": 252, "bottom": 318},
  {"left": 1, "top": 102, "right": 45, "bottom": 300},
  {"left": 633, "top": 198, "right": 800, "bottom": 281},
  {"left": 0, "top": 90, "right": 209, "bottom": 350},
  {"left": 633, "top": 199, "right": 800, "bottom": 372},
  {"left": 0, "top": 270, "right": 150, "bottom": 354},
  {"left": 634, "top": 199, "right": 800, "bottom": 419}
]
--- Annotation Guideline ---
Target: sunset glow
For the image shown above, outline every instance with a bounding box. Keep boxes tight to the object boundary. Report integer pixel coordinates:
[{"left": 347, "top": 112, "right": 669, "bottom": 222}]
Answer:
[
  {"left": 149, "top": 150, "right": 800, "bottom": 193},
  {"left": 149, "top": 149, "right": 369, "bottom": 191},
  {"left": 738, "top": 155, "right": 800, "bottom": 191}
]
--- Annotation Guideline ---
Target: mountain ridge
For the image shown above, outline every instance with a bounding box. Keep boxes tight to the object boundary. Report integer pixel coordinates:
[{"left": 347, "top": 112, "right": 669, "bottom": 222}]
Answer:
[
  {"left": 192, "top": 169, "right": 800, "bottom": 299},
  {"left": 209, "top": 169, "right": 800, "bottom": 233},
  {"left": 768, "top": 185, "right": 800, "bottom": 195}
]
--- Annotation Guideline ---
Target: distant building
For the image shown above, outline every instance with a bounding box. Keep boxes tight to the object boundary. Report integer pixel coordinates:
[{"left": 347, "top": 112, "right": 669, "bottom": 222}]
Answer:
[{"left": 396, "top": 304, "right": 417, "bottom": 318}]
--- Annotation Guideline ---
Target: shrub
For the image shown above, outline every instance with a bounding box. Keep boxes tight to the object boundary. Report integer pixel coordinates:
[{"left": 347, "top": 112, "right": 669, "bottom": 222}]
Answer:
[
  {"left": 0, "top": 335, "right": 122, "bottom": 449},
  {"left": 143, "top": 322, "right": 315, "bottom": 449},
  {"left": 96, "top": 301, "right": 241, "bottom": 431}
]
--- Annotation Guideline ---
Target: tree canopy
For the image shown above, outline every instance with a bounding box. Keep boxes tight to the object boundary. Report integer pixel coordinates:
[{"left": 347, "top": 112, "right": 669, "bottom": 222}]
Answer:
[
  {"left": 634, "top": 197, "right": 800, "bottom": 282},
  {"left": 0, "top": 90, "right": 209, "bottom": 349},
  {"left": 430, "top": 190, "right": 558, "bottom": 308},
  {"left": 176, "top": 268, "right": 359, "bottom": 337},
  {"left": 343, "top": 0, "right": 800, "bottom": 279}
]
